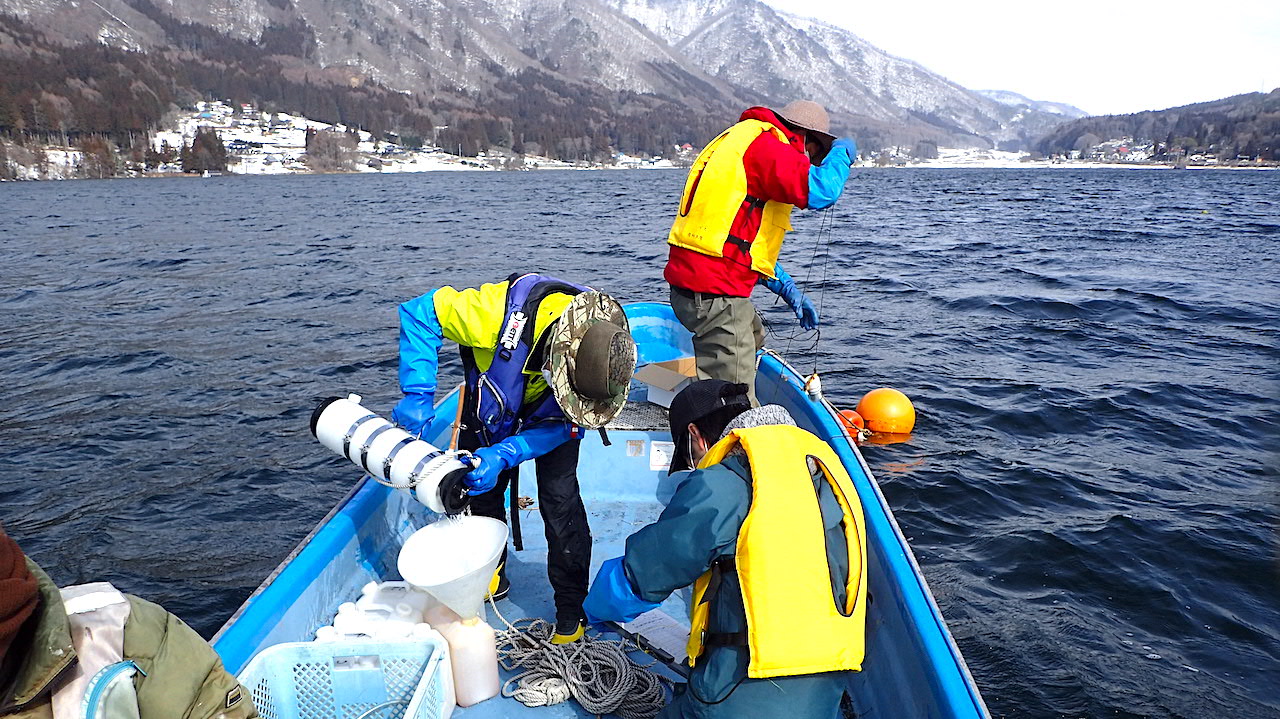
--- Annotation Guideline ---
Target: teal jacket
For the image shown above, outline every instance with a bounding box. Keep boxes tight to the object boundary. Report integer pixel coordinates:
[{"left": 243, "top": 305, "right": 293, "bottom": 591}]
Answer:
[{"left": 619, "top": 456, "right": 854, "bottom": 719}]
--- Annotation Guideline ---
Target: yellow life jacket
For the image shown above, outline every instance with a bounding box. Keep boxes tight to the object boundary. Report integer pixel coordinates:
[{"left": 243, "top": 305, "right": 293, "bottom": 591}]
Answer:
[
  {"left": 667, "top": 120, "right": 796, "bottom": 279},
  {"left": 687, "top": 424, "right": 868, "bottom": 678}
]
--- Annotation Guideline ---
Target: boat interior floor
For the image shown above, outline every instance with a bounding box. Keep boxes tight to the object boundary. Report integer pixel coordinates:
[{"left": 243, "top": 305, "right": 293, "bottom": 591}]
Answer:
[
  {"left": 461, "top": 500, "right": 688, "bottom": 717},
  {"left": 457, "top": 404, "right": 688, "bottom": 717}
]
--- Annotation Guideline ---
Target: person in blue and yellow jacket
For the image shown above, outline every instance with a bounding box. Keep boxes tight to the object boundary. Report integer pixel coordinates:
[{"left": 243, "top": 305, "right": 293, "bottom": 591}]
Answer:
[
  {"left": 393, "top": 273, "right": 636, "bottom": 643},
  {"left": 583, "top": 380, "right": 868, "bottom": 718}
]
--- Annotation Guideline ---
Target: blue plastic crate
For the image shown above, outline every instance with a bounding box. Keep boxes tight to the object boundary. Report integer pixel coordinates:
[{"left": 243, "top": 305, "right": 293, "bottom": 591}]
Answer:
[{"left": 237, "top": 638, "right": 451, "bottom": 719}]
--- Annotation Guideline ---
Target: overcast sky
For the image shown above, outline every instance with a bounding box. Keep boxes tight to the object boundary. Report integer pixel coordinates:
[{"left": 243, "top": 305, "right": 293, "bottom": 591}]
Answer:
[{"left": 762, "top": 0, "right": 1279, "bottom": 116}]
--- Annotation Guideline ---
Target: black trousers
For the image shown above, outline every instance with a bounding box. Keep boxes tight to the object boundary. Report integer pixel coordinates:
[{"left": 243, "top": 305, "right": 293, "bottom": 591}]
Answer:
[{"left": 462, "top": 430, "right": 591, "bottom": 622}]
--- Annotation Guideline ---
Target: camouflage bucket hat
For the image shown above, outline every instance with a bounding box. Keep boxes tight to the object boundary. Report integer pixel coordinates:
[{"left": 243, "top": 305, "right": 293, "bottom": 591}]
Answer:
[{"left": 545, "top": 291, "right": 636, "bottom": 428}]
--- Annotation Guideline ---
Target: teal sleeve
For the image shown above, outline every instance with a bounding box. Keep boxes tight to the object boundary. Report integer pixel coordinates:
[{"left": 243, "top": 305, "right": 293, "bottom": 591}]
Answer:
[
  {"left": 807, "top": 138, "right": 854, "bottom": 210},
  {"left": 622, "top": 460, "right": 751, "bottom": 603}
]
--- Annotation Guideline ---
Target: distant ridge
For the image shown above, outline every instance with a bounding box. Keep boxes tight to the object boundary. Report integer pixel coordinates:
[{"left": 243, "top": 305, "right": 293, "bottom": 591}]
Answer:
[
  {"left": 1036, "top": 90, "right": 1280, "bottom": 160},
  {"left": 975, "top": 90, "right": 1089, "bottom": 120}
]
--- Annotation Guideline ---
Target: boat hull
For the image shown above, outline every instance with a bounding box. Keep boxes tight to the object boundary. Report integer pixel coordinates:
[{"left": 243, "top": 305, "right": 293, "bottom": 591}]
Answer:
[{"left": 213, "top": 302, "right": 988, "bottom": 718}]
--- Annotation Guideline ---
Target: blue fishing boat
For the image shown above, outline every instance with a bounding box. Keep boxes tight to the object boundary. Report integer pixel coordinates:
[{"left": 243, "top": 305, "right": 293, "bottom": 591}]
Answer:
[{"left": 211, "top": 302, "right": 989, "bottom": 718}]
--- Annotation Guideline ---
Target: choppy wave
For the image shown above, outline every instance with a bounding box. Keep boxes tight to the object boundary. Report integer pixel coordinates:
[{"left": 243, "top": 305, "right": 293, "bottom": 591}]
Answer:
[{"left": 1, "top": 169, "right": 1276, "bottom": 718}]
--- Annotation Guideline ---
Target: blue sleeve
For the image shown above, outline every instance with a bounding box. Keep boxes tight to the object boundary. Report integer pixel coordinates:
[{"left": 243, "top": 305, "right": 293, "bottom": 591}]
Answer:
[
  {"left": 622, "top": 462, "right": 751, "bottom": 603},
  {"left": 391, "top": 291, "right": 443, "bottom": 434},
  {"left": 487, "top": 422, "right": 574, "bottom": 466},
  {"left": 583, "top": 557, "right": 662, "bottom": 625},
  {"left": 807, "top": 140, "right": 854, "bottom": 210}
]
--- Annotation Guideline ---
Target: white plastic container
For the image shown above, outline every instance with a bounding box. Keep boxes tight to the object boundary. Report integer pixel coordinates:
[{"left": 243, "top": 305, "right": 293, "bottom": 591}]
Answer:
[
  {"left": 316, "top": 617, "right": 440, "bottom": 642},
  {"left": 356, "top": 580, "right": 434, "bottom": 623},
  {"left": 334, "top": 602, "right": 417, "bottom": 639},
  {"left": 314, "top": 593, "right": 435, "bottom": 642},
  {"left": 426, "top": 604, "right": 499, "bottom": 707}
]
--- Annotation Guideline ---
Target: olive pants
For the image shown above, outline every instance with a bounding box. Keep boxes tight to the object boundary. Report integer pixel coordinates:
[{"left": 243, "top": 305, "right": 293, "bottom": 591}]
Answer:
[{"left": 670, "top": 286, "right": 764, "bottom": 406}]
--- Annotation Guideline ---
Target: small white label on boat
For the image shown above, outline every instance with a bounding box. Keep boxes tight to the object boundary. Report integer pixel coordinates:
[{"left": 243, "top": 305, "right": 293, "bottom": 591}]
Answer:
[
  {"left": 650, "top": 441, "right": 674, "bottom": 471},
  {"left": 627, "top": 439, "right": 645, "bottom": 457}
]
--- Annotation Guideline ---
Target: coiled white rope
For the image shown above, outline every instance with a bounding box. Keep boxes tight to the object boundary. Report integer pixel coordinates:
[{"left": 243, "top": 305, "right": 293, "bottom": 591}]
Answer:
[{"left": 488, "top": 598, "right": 669, "bottom": 718}]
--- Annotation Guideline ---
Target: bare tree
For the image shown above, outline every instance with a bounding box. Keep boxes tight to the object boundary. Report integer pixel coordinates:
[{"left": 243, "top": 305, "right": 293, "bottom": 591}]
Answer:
[{"left": 305, "top": 128, "right": 358, "bottom": 172}]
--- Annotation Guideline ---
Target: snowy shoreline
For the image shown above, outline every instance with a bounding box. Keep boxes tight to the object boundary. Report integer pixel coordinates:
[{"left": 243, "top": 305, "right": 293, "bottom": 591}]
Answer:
[
  {"left": 3, "top": 104, "right": 1272, "bottom": 182},
  {"left": 5, "top": 156, "right": 1272, "bottom": 183}
]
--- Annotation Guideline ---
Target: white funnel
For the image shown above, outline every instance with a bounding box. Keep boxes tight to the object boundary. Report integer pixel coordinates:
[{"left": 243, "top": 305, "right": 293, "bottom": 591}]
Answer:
[{"left": 397, "top": 516, "right": 508, "bottom": 620}]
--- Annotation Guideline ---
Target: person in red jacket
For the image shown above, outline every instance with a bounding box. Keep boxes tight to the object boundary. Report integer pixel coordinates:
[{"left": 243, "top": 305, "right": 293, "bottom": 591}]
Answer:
[{"left": 665, "top": 101, "right": 856, "bottom": 404}]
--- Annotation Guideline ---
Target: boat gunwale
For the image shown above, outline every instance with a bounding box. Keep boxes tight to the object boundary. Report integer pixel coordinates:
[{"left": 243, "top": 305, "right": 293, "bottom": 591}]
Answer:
[
  {"left": 210, "top": 475, "right": 369, "bottom": 646},
  {"left": 756, "top": 347, "right": 989, "bottom": 718}
]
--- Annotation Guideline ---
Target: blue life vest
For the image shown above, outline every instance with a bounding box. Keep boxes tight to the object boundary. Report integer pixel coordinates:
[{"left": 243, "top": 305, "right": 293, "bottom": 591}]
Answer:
[{"left": 462, "top": 272, "right": 588, "bottom": 444}]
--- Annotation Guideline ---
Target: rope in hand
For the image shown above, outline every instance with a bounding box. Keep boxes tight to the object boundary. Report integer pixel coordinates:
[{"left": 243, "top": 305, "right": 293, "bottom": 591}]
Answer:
[
  {"left": 808, "top": 205, "right": 836, "bottom": 376},
  {"left": 487, "top": 596, "right": 670, "bottom": 719},
  {"left": 770, "top": 205, "right": 834, "bottom": 364}
]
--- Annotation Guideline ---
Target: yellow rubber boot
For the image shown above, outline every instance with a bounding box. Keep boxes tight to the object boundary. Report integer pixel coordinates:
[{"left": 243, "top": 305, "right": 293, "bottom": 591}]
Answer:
[
  {"left": 550, "top": 619, "right": 585, "bottom": 644},
  {"left": 486, "top": 563, "right": 509, "bottom": 601}
]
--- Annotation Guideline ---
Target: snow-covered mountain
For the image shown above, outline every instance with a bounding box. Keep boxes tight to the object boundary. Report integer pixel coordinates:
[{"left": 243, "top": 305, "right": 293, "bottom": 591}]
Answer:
[
  {"left": 604, "top": 0, "right": 1083, "bottom": 148},
  {"left": 976, "top": 90, "right": 1089, "bottom": 119},
  {"left": 0, "top": 0, "right": 1082, "bottom": 150},
  {"left": 608, "top": 2, "right": 953, "bottom": 134}
]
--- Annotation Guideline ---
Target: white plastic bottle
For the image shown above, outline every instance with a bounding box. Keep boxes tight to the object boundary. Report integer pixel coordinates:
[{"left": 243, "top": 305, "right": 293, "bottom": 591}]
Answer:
[
  {"left": 356, "top": 581, "right": 433, "bottom": 624},
  {"left": 331, "top": 601, "right": 419, "bottom": 640},
  {"left": 425, "top": 604, "right": 499, "bottom": 707}
]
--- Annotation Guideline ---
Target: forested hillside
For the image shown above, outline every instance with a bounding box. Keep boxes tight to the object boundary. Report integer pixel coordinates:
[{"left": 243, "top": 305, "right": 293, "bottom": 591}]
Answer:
[
  {"left": 1037, "top": 90, "right": 1280, "bottom": 161},
  {"left": 0, "top": 10, "right": 738, "bottom": 163},
  {"left": 0, "top": 13, "right": 435, "bottom": 150}
]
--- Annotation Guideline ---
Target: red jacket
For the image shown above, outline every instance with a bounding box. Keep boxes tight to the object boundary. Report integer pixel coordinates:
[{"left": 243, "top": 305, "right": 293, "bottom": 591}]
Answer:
[{"left": 664, "top": 107, "right": 812, "bottom": 297}]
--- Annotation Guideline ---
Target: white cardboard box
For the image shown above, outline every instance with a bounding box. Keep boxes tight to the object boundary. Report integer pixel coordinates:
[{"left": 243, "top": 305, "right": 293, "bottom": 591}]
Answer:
[{"left": 633, "top": 357, "right": 697, "bottom": 408}]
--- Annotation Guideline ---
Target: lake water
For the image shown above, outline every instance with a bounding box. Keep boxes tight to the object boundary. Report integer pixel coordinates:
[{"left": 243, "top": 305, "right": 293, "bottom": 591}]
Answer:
[{"left": 1, "top": 168, "right": 1276, "bottom": 718}]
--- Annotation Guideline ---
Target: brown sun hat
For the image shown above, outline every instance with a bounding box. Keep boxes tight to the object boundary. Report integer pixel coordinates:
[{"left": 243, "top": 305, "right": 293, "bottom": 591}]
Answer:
[
  {"left": 545, "top": 291, "right": 637, "bottom": 428},
  {"left": 776, "top": 100, "right": 836, "bottom": 144}
]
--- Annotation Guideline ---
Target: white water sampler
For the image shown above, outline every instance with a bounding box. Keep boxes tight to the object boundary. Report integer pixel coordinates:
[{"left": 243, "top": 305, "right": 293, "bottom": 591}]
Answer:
[
  {"left": 399, "top": 516, "right": 507, "bottom": 707},
  {"left": 310, "top": 394, "right": 474, "bottom": 514}
]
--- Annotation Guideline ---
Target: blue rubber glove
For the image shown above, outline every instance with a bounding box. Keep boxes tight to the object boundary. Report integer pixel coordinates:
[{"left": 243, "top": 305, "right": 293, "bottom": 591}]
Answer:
[
  {"left": 761, "top": 262, "right": 819, "bottom": 330},
  {"left": 583, "top": 557, "right": 661, "bottom": 627},
  {"left": 830, "top": 138, "right": 857, "bottom": 164},
  {"left": 464, "top": 446, "right": 507, "bottom": 494},
  {"left": 391, "top": 393, "right": 435, "bottom": 437},
  {"left": 393, "top": 291, "right": 444, "bottom": 436},
  {"left": 808, "top": 137, "right": 855, "bottom": 210},
  {"left": 463, "top": 424, "right": 575, "bottom": 494}
]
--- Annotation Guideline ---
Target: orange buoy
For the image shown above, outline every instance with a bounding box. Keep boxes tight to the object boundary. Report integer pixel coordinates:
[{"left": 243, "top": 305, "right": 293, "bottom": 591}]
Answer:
[
  {"left": 856, "top": 388, "right": 916, "bottom": 434},
  {"left": 838, "top": 409, "right": 865, "bottom": 434}
]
